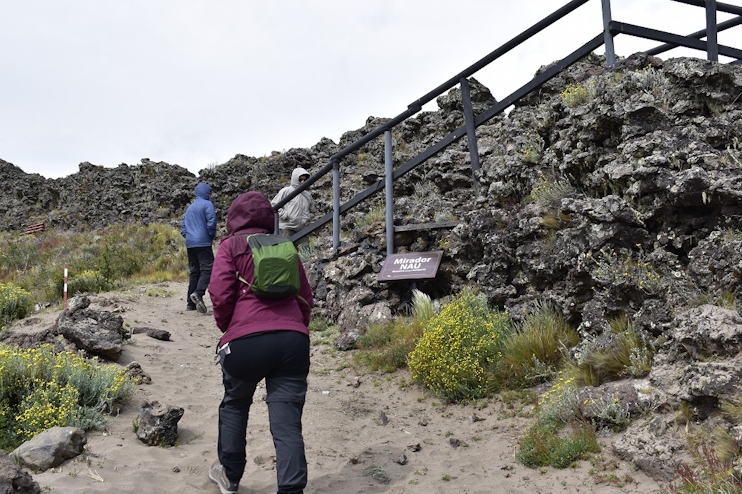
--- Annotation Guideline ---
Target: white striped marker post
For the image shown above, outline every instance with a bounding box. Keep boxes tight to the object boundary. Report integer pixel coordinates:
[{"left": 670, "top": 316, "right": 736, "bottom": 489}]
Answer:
[{"left": 63, "top": 264, "right": 68, "bottom": 309}]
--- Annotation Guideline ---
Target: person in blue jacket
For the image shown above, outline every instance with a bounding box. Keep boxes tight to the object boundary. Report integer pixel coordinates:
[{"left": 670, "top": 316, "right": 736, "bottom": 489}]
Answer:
[{"left": 181, "top": 182, "right": 217, "bottom": 314}]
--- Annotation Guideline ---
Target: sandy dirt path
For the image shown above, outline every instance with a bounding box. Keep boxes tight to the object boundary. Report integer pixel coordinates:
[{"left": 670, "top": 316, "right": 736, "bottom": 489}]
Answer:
[{"left": 15, "top": 281, "right": 664, "bottom": 493}]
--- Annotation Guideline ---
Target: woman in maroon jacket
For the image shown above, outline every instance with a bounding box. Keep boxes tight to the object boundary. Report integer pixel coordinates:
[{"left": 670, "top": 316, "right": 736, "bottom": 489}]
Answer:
[{"left": 207, "top": 191, "right": 313, "bottom": 494}]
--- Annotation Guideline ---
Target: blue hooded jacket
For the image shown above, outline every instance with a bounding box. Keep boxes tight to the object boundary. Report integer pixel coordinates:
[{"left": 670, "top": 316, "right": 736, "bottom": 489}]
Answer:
[{"left": 181, "top": 183, "right": 217, "bottom": 248}]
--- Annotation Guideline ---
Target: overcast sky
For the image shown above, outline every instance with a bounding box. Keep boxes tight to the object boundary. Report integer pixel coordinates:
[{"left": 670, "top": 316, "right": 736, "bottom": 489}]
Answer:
[{"left": 1, "top": 1, "right": 740, "bottom": 179}]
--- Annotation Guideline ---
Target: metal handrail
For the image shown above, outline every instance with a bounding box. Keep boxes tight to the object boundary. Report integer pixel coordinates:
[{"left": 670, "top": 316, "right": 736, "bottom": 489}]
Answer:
[
  {"left": 611, "top": 21, "right": 742, "bottom": 60},
  {"left": 272, "top": 0, "right": 592, "bottom": 216},
  {"left": 672, "top": 0, "right": 742, "bottom": 16},
  {"left": 272, "top": 0, "right": 741, "bottom": 250},
  {"left": 646, "top": 16, "right": 742, "bottom": 56}
]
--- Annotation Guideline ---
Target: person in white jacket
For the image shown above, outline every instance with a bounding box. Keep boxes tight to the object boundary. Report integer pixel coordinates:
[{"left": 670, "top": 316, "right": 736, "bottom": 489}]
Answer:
[{"left": 270, "top": 167, "right": 315, "bottom": 245}]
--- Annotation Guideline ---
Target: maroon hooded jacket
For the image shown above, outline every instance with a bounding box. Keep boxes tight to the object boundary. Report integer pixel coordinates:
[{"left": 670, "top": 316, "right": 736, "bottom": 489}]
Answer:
[{"left": 209, "top": 191, "right": 313, "bottom": 346}]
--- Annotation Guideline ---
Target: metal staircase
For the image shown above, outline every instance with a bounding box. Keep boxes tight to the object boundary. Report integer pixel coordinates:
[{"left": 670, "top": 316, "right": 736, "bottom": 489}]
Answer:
[{"left": 272, "top": 0, "right": 742, "bottom": 254}]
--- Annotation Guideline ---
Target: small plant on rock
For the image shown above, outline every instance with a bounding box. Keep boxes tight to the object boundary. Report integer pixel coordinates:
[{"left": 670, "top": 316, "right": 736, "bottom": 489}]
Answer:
[
  {"left": 591, "top": 247, "right": 662, "bottom": 296},
  {"left": 355, "top": 204, "right": 386, "bottom": 228},
  {"left": 529, "top": 174, "right": 576, "bottom": 244},
  {"left": 517, "top": 132, "right": 545, "bottom": 164},
  {"left": 563, "top": 314, "right": 655, "bottom": 388},
  {"left": 560, "top": 80, "right": 599, "bottom": 108}
]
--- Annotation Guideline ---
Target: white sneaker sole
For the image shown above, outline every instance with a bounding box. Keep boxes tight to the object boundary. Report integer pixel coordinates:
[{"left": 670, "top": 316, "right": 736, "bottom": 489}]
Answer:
[
  {"left": 208, "top": 472, "right": 237, "bottom": 494},
  {"left": 190, "top": 294, "right": 207, "bottom": 314}
]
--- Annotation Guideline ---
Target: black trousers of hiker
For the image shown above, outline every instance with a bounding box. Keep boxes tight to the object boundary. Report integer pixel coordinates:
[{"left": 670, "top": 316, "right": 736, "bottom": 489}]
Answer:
[
  {"left": 218, "top": 330, "right": 309, "bottom": 494},
  {"left": 186, "top": 246, "right": 214, "bottom": 303}
]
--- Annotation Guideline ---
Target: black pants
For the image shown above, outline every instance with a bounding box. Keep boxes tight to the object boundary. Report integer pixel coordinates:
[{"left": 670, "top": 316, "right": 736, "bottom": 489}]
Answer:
[
  {"left": 187, "top": 246, "right": 214, "bottom": 305},
  {"left": 218, "top": 330, "right": 310, "bottom": 494}
]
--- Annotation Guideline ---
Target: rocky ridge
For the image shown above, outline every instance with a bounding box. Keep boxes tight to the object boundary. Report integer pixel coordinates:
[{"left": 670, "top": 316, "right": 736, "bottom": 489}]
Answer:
[{"left": 4, "top": 52, "right": 742, "bottom": 480}]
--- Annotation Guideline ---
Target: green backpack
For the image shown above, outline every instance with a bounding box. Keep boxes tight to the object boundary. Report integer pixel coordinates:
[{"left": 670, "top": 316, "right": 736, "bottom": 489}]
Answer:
[{"left": 234, "top": 234, "right": 300, "bottom": 299}]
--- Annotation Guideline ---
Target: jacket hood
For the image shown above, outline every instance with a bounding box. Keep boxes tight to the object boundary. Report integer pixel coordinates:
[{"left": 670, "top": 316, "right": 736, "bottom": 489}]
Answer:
[
  {"left": 290, "top": 168, "right": 310, "bottom": 187},
  {"left": 195, "top": 182, "right": 212, "bottom": 199},
  {"left": 226, "top": 191, "right": 275, "bottom": 235}
]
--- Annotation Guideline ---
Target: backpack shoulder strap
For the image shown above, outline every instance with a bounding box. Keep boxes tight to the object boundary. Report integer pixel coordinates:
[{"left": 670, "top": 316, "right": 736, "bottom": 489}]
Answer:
[{"left": 229, "top": 235, "right": 251, "bottom": 285}]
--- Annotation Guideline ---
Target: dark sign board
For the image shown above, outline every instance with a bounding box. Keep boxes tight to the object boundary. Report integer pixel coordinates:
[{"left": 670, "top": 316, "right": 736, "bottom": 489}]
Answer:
[{"left": 378, "top": 251, "right": 443, "bottom": 281}]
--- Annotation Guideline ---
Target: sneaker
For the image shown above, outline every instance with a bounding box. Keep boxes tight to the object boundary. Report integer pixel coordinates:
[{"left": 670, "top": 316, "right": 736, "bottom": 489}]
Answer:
[
  {"left": 208, "top": 461, "right": 238, "bottom": 494},
  {"left": 190, "top": 293, "right": 207, "bottom": 314},
  {"left": 186, "top": 305, "right": 197, "bottom": 311}
]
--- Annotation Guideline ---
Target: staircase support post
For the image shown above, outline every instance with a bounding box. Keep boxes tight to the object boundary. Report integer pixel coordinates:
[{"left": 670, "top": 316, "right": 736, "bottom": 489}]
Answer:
[
  {"left": 601, "top": 0, "right": 616, "bottom": 65},
  {"left": 332, "top": 159, "right": 341, "bottom": 252},
  {"left": 460, "top": 78, "right": 481, "bottom": 193},
  {"left": 385, "top": 130, "right": 395, "bottom": 256},
  {"left": 707, "top": 0, "right": 719, "bottom": 61}
]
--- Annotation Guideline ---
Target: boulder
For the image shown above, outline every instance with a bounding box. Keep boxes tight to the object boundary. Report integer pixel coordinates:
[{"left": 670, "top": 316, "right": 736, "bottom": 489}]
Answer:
[
  {"left": 0, "top": 450, "right": 41, "bottom": 494},
  {"left": 134, "top": 401, "right": 184, "bottom": 447},
  {"left": 56, "top": 296, "right": 130, "bottom": 360},
  {"left": 11, "top": 427, "right": 86, "bottom": 472}
]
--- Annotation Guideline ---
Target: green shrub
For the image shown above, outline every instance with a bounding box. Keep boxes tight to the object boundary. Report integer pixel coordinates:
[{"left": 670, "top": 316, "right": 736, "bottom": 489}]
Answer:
[
  {"left": 22, "top": 263, "right": 64, "bottom": 303},
  {"left": 14, "top": 381, "right": 80, "bottom": 441},
  {"left": 517, "top": 419, "right": 600, "bottom": 468},
  {"left": 356, "top": 322, "right": 394, "bottom": 348},
  {"left": 587, "top": 394, "right": 632, "bottom": 432},
  {"left": 496, "top": 303, "right": 578, "bottom": 389},
  {"left": 0, "top": 235, "right": 42, "bottom": 277},
  {"left": 516, "top": 314, "right": 654, "bottom": 471},
  {"left": 97, "top": 241, "right": 142, "bottom": 281},
  {"left": 0, "top": 222, "right": 188, "bottom": 306},
  {"left": 565, "top": 315, "right": 655, "bottom": 387},
  {"left": 354, "top": 289, "right": 434, "bottom": 373},
  {"left": 96, "top": 223, "right": 186, "bottom": 282},
  {"left": 308, "top": 318, "right": 338, "bottom": 347},
  {"left": 0, "top": 344, "right": 136, "bottom": 450},
  {"left": 64, "top": 269, "right": 114, "bottom": 297},
  {"left": 408, "top": 288, "right": 511, "bottom": 402},
  {"left": 669, "top": 431, "right": 742, "bottom": 493},
  {"left": 0, "top": 283, "right": 33, "bottom": 329},
  {"left": 517, "top": 373, "right": 601, "bottom": 468},
  {"left": 355, "top": 319, "right": 421, "bottom": 373}
]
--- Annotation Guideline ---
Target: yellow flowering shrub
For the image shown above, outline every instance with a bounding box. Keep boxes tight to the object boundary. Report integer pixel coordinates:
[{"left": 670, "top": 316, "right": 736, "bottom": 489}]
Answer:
[
  {"left": 15, "top": 381, "right": 79, "bottom": 441},
  {"left": 0, "top": 344, "right": 136, "bottom": 450},
  {"left": 407, "top": 289, "right": 511, "bottom": 402}
]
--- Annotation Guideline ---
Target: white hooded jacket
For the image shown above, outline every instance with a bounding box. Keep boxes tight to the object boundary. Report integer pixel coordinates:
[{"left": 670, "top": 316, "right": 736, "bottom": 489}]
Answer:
[{"left": 270, "top": 167, "right": 315, "bottom": 231}]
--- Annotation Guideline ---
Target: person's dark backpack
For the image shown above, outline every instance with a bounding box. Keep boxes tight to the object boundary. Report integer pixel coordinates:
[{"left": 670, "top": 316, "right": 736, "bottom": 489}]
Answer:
[{"left": 232, "top": 234, "right": 301, "bottom": 299}]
